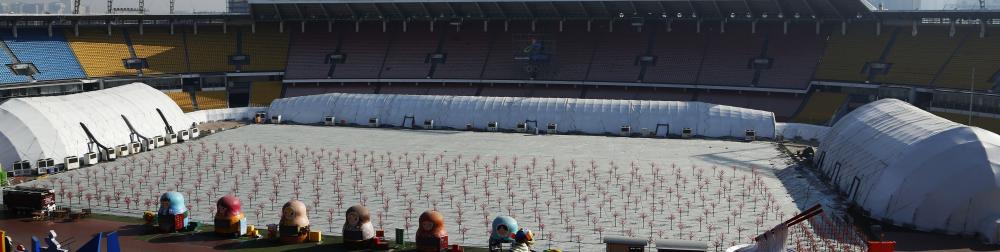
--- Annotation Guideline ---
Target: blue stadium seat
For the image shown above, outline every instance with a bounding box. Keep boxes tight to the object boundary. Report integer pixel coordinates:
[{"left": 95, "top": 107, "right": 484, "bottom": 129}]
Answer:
[
  {"left": 0, "top": 47, "right": 29, "bottom": 84},
  {"left": 1, "top": 29, "right": 87, "bottom": 81}
]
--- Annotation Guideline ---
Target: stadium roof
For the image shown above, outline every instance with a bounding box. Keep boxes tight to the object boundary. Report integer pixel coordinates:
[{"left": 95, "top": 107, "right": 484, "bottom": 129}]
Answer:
[{"left": 247, "top": 0, "right": 874, "bottom": 21}]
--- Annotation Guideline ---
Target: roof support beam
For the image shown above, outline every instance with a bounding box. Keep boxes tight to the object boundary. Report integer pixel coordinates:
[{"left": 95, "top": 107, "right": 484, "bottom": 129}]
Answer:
[
  {"left": 318, "top": 3, "right": 331, "bottom": 20},
  {"left": 800, "top": 0, "right": 816, "bottom": 19},
  {"left": 292, "top": 3, "right": 304, "bottom": 20},
  {"left": 392, "top": 3, "right": 408, "bottom": 19},
  {"left": 372, "top": 3, "right": 386, "bottom": 19},
  {"left": 771, "top": 0, "right": 784, "bottom": 16},
  {"left": 743, "top": 0, "right": 752, "bottom": 15},
  {"left": 713, "top": 0, "right": 723, "bottom": 17},
  {"left": 344, "top": 4, "right": 357, "bottom": 19},
  {"left": 420, "top": 2, "right": 432, "bottom": 18},
  {"left": 686, "top": 0, "right": 696, "bottom": 15},
  {"left": 578, "top": 2, "right": 591, "bottom": 19},
  {"left": 628, "top": 1, "right": 638, "bottom": 14},
  {"left": 473, "top": 2, "right": 486, "bottom": 18},
  {"left": 272, "top": 4, "right": 282, "bottom": 20},
  {"left": 821, "top": 0, "right": 844, "bottom": 20},
  {"left": 494, "top": 2, "right": 508, "bottom": 19},
  {"left": 523, "top": 2, "right": 535, "bottom": 19},
  {"left": 444, "top": 2, "right": 457, "bottom": 17},
  {"left": 549, "top": 2, "right": 562, "bottom": 18}
]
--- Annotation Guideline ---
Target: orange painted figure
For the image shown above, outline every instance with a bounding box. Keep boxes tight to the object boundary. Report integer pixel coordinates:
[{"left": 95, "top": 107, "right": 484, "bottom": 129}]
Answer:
[
  {"left": 278, "top": 200, "right": 311, "bottom": 244},
  {"left": 415, "top": 210, "right": 448, "bottom": 252},
  {"left": 213, "top": 195, "right": 247, "bottom": 237}
]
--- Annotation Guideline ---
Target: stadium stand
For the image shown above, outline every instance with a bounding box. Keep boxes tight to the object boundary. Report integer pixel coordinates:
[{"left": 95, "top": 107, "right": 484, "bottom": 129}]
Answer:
[
  {"left": 586, "top": 23, "right": 644, "bottom": 82},
  {"left": 481, "top": 21, "right": 529, "bottom": 80},
  {"left": 757, "top": 24, "right": 825, "bottom": 89},
  {"left": 285, "top": 24, "right": 340, "bottom": 79},
  {"left": 166, "top": 91, "right": 196, "bottom": 112},
  {"left": 380, "top": 25, "right": 439, "bottom": 79},
  {"left": 424, "top": 83, "right": 479, "bottom": 96},
  {"left": 697, "top": 23, "right": 763, "bottom": 86},
  {"left": 283, "top": 84, "right": 377, "bottom": 97},
  {"left": 792, "top": 90, "right": 848, "bottom": 125},
  {"left": 933, "top": 27, "right": 1000, "bottom": 90},
  {"left": 127, "top": 28, "right": 189, "bottom": 74},
  {"left": 0, "top": 29, "right": 87, "bottom": 82},
  {"left": 66, "top": 28, "right": 134, "bottom": 77},
  {"left": 0, "top": 42, "right": 29, "bottom": 84},
  {"left": 241, "top": 24, "right": 289, "bottom": 72},
  {"left": 480, "top": 84, "right": 534, "bottom": 97},
  {"left": 431, "top": 29, "right": 492, "bottom": 79},
  {"left": 536, "top": 22, "right": 598, "bottom": 81},
  {"left": 329, "top": 23, "right": 392, "bottom": 79},
  {"left": 643, "top": 22, "right": 706, "bottom": 84},
  {"left": 380, "top": 83, "right": 431, "bottom": 95},
  {"left": 185, "top": 27, "right": 236, "bottom": 73},
  {"left": 933, "top": 111, "right": 1000, "bottom": 134},
  {"left": 249, "top": 81, "right": 282, "bottom": 106},
  {"left": 531, "top": 85, "right": 584, "bottom": 98},
  {"left": 875, "top": 26, "right": 961, "bottom": 86},
  {"left": 194, "top": 90, "right": 229, "bottom": 110},
  {"left": 814, "top": 23, "right": 890, "bottom": 82}
]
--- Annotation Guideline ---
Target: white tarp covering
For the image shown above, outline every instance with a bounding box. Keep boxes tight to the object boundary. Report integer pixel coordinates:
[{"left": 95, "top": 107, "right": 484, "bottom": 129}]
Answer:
[
  {"left": 267, "top": 93, "right": 777, "bottom": 138},
  {"left": 0, "top": 83, "right": 195, "bottom": 168},
  {"left": 775, "top": 123, "right": 829, "bottom": 141},
  {"left": 818, "top": 99, "right": 1000, "bottom": 243},
  {"left": 187, "top": 107, "right": 265, "bottom": 124}
]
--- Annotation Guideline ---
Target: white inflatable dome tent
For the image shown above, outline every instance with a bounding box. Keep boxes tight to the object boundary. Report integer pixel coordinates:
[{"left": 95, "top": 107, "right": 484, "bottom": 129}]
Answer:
[
  {"left": 817, "top": 99, "right": 1000, "bottom": 243},
  {"left": 0, "top": 83, "right": 195, "bottom": 169},
  {"left": 267, "top": 93, "right": 777, "bottom": 139}
]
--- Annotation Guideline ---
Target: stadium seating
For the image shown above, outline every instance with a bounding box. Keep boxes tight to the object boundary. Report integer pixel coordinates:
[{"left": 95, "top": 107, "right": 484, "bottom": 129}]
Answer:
[
  {"left": 643, "top": 22, "right": 706, "bottom": 84},
  {"left": 380, "top": 25, "right": 438, "bottom": 79},
  {"left": 330, "top": 23, "right": 392, "bottom": 79},
  {"left": 757, "top": 24, "right": 825, "bottom": 89},
  {"left": 432, "top": 30, "right": 491, "bottom": 79},
  {"left": 697, "top": 23, "right": 763, "bottom": 86},
  {"left": 875, "top": 27, "right": 960, "bottom": 86},
  {"left": 241, "top": 24, "right": 289, "bottom": 72},
  {"left": 66, "top": 28, "right": 134, "bottom": 77},
  {"left": 249, "top": 81, "right": 282, "bottom": 106},
  {"left": 535, "top": 24, "right": 598, "bottom": 81},
  {"left": 814, "top": 23, "right": 891, "bottom": 82},
  {"left": 481, "top": 21, "right": 529, "bottom": 80},
  {"left": 933, "top": 27, "right": 1000, "bottom": 90},
  {"left": 185, "top": 27, "right": 236, "bottom": 73},
  {"left": 0, "top": 29, "right": 87, "bottom": 82},
  {"left": 792, "top": 91, "right": 848, "bottom": 125},
  {"left": 933, "top": 111, "right": 1000, "bottom": 134},
  {"left": 284, "top": 84, "right": 377, "bottom": 97},
  {"left": 194, "top": 90, "right": 229, "bottom": 110},
  {"left": 380, "top": 83, "right": 430, "bottom": 95},
  {"left": 166, "top": 91, "right": 196, "bottom": 112},
  {"left": 285, "top": 24, "right": 338, "bottom": 79},
  {"left": 586, "top": 23, "right": 644, "bottom": 82},
  {"left": 0, "top": 44, "right": 29, "bottom": 84},
  {"left": 127, "top": 28, "right": 189, "bottom": 74}
]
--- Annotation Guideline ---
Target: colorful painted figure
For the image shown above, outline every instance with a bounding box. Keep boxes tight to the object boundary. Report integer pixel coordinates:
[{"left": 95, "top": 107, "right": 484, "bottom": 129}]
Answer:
[
  {"left": 214, "top": 195, "right": 247, "bottom": 237},
  {"left": 156, "top": 191, "right": 189, "bottom": 233},
  {"left": 343, "top": 205, "right": 376, "bottom": 247},
  {"left": 415, "top": 210, "right": 448, "bottom": 252},
  {"left": 278, "top": 200, "right": 310, "bottom": 244},
  {"left": 489, "top": 216, "right": 518, "bottom": 248},
  {"left": 510, "top": 229, "right": 535, "bottom": 252}
]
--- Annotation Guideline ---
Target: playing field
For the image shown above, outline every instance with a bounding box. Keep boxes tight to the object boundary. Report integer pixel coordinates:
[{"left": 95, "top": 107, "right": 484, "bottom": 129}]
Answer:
[{"left": 20, "top": 124, "right": 859, "bottom": 251}]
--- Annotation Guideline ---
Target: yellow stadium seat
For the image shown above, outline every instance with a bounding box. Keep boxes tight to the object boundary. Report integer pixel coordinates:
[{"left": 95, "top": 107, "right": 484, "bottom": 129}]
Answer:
[
  {"left": 815, "top": 24, "right": 891, "bottom": 82},
  {"left": 249, "top": 81, "right": 282, "bottom": 106},
  {"left": 195, "top": 91, "right": 229, "bottom": 110},
  {"left": 241, "top": 24, "right": 289, "bottom": 72},
  {"left": 128, "top": 28, "right": 189, "bottom": 74},
  {"left": 185, "top": 27, "right": 236, "bottom": 73},
  {"left": 66, "top": 29, "right": 134, "bottom": 77},
  {"left": 166, "top": 91, "right": 195, "bottom": 112},
  {"left": 792, "top": 91, "right": 848, "bottom": 125}
]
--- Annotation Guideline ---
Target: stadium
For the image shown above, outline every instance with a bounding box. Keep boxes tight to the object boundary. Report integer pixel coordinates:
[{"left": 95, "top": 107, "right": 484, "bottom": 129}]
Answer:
[{"left": 0, "top": 0, "right": 998, "bottom": 251}]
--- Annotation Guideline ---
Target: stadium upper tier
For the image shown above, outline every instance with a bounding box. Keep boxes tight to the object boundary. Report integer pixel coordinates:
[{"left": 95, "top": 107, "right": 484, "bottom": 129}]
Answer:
[{"left": 0, "top": 21, "right": 999, "bottom": 92}]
